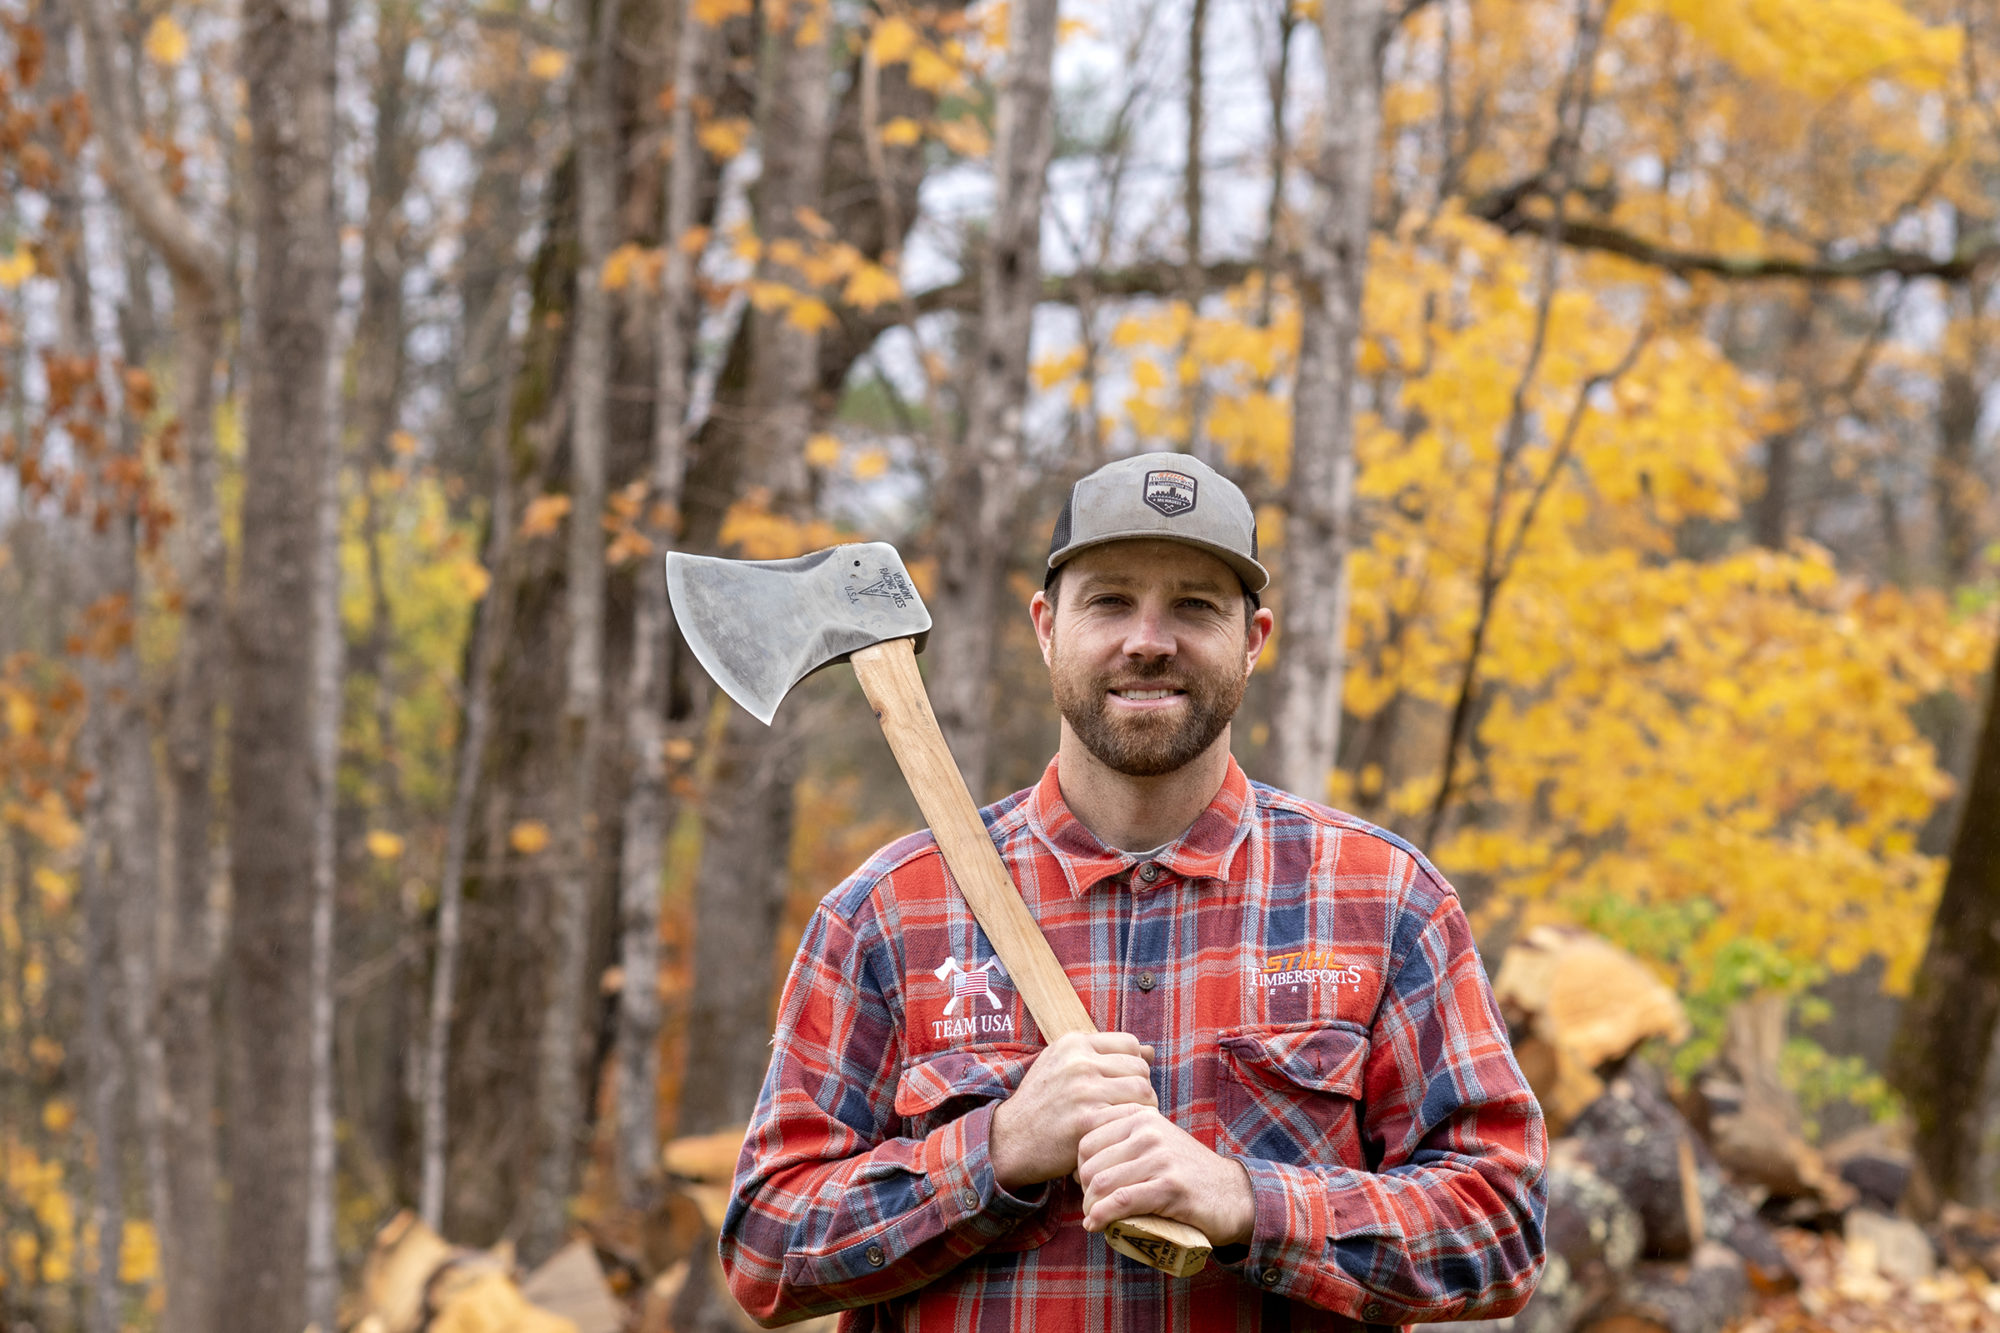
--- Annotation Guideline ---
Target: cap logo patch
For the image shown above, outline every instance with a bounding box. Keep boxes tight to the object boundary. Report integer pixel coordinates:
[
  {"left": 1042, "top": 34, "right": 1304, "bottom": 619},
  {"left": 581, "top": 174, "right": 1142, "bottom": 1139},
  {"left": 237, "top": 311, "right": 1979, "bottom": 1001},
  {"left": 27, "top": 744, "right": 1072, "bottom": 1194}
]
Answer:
[{"left": 1143, "top": 469, "right": 1198, "bottom": 517}]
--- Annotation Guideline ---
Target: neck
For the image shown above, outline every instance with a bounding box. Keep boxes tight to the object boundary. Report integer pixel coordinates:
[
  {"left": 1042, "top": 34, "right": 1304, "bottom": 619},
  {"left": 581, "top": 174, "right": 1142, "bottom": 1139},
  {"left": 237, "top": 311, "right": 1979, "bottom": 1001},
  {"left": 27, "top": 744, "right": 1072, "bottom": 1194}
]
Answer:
[{"left": 1053, "top": 723, "right": 1234, "bottom": 851}]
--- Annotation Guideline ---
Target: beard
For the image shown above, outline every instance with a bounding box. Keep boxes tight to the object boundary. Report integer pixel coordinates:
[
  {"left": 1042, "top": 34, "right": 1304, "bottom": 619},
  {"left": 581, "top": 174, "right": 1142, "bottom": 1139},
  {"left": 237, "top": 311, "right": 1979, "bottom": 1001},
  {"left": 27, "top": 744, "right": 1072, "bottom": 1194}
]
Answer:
[{"left": 1048, "top": 640, "right": 1248, "bottom": 778}]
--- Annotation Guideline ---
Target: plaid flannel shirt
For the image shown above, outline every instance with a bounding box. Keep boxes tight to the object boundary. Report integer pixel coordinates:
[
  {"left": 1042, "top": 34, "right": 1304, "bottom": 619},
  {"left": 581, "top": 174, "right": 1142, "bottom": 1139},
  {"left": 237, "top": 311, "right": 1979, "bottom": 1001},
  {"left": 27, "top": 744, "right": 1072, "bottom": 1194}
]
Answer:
[{"left": 721, "top": 757, "right": 1547, "bottom": 1330}]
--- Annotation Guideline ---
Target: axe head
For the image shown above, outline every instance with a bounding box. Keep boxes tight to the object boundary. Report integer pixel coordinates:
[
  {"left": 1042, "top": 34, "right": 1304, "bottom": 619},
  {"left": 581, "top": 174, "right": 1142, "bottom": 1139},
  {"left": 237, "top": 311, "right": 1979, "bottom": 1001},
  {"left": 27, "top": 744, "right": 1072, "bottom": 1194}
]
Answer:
[{"left": 666, "top": 542, "right": 931, "bottom": 724}]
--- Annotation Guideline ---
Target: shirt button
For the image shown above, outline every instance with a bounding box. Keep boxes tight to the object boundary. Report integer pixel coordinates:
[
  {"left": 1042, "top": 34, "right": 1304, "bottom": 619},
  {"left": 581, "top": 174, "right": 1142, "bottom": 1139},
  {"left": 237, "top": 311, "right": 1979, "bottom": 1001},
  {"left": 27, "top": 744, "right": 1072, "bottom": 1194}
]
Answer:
[
  {"left": 1260, "top": 1267, "right": 1281, "bottom": 1287},
  {"left": 865, "top": 1245, "right": 886, "bottom": 1267},
  {"left": 1136, "top": 971, "right": 1156, "bottom": 991},
  {"left": 960, "top": 1187, "right": 979, "bottom": 1209},
  {"left": 1138, "top": 862, "right": 1160, "bottom": 883},
  {"left": 1364, "top": 1302, "right": 1384, "bottom": 1320}
]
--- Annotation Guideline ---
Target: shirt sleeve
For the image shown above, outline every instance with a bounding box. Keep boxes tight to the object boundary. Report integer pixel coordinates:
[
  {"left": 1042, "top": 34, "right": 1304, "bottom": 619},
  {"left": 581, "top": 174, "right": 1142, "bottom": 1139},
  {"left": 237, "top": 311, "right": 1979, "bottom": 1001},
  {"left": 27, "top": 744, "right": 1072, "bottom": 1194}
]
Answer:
[
  {"left": 720, "top": 895, "right": 1052, "bottom": 1327},
  {"left": 1228, "top": 885, "right": 1548, "bottom": 1324}
]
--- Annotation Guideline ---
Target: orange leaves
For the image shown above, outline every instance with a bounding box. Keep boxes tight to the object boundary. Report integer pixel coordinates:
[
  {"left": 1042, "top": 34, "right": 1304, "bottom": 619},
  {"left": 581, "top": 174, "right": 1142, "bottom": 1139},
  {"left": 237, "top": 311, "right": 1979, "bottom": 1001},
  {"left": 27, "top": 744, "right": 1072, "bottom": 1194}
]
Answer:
[
  {"left": 518, "top": 494, "right": 572, "bottom": 539},
  {"left": 718, "top": 489, "right": 844, "bottom": 559},
  {"left": 509, "top": 820, "right": 552, "bottom": 855}
]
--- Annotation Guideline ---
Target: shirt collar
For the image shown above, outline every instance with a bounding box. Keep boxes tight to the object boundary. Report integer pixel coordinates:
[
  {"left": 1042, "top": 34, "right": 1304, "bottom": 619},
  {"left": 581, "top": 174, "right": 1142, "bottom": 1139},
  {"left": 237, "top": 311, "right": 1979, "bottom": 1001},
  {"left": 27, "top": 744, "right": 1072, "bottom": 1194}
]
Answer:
[{"left": 1023, "top": 754, "right": 1255, "bottom": 898}]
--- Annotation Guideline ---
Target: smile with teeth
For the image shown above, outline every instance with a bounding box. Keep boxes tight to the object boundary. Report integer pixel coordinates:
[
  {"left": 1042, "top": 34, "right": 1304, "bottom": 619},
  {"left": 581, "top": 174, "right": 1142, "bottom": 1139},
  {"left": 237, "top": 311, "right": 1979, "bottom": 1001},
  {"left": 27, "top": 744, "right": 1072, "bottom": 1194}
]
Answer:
[{"left": 1112, "top": 688, "right": 1183, "bottom": 700}]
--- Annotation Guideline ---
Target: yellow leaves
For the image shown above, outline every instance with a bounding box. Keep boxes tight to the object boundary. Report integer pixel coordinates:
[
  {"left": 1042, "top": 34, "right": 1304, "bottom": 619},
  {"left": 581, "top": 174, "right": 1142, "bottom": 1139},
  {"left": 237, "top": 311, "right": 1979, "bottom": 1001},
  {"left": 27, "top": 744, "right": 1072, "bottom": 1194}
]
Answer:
[
  {"left": 908, "top": 47, "right": 961, "bottom": 92},
  {"left": 11, "top": 791, "right": 80, "bottom": 852},
  {"left": 518, "top": 494, "right": 572, "bottom": 539},
  {"left": 144, "top": 15, "right": 189, "bottom": 66},
  {"left": 692, "top": 0, "right": 751, "bottom": 21},
  {"left": 366, "top": 830, "right": 406, "bottom": 860},
  {"left": 41, "top": 1099, "right": 72, "bottom": 1133},
  {"left": 934, "top": 116, "right": 991, "bottom": 158},
  {"left": 868, "top": 15, "right": 921, "bottom": 65},
  {"left": 1643, "top": 0, "right": 1961, "bottom": 98},
  {"left": 786, "top": 297, "right": 836, "bottom": 334},
  {"left": 526, "top": 46, "right": 568, "bottom": 80},
  {"left": 509, "top": 820, "right": 552, "bottom": 855},
  {"left": 1, "top": 683, "right": 33, "bottom": 737},
  {"left": 121, "top": 1222, "right": 160, "bottom": 1285},
  {"left": 718, "top": 490, "right": 843, "bottom": 558},
  {"left": 852, "top": 449, "right": 889, "bottom": 479},
  {"left": 0, "top": 249, "right": 36, "bottom": 289},
  {"left": 840, "top": 262, "right": 901, "bottom": 310},
  {"left": 879, "top": 117, "right": 923, "bottom": 147},
  {"left": 698, "top": 116, "right": 752, "bottom": 159},
  {"left": 31, "top": 866, "right": 70, "bottom": 911},
  {"left": 804, "top": 433, "right": 842, "bottom": 467},
  {"left": 601, "top": 242, "right": 664, "bottom": 292}
]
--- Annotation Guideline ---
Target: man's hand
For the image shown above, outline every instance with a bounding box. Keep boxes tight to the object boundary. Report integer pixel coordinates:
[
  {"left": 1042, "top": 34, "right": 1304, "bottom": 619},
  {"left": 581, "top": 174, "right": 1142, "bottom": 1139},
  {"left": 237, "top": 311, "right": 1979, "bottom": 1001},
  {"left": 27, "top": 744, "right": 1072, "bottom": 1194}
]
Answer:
[
  {"left": 1076, "top": 1103, "right": 1256, "bottom": 1246},
  {"left": 991, "top": 1032, "right": 1158, "bottom": 1189}
]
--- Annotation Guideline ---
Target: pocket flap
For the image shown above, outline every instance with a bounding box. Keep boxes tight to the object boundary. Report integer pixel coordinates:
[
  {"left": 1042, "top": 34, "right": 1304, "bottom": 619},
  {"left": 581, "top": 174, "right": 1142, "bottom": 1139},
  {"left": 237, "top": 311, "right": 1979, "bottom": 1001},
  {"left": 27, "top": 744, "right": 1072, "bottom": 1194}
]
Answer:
[
  {"left": 893, "top": 1043, "right": 1039, "bottom": 1118},
  {"left": 1220, "top": 1023, "right": 1368, "bottom": 1097}
]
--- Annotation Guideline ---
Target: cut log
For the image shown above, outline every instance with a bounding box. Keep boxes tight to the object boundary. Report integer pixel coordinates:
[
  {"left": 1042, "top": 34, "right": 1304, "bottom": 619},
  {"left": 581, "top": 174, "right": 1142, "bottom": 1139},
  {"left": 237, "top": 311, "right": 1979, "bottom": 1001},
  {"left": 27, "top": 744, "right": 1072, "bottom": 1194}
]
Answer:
[
  {"left": 1494, "top": 926, "right": 1690, "bottom": 1133},
  {"left": 1568, "top": 1064, "right": 1797, "bottom": 1292},
  {"left": 1701, "top": 994, "right": 1852, "bottom": 1210},
  {"left": 353, "top": 1209, "right": 584, "bottom": 1333},
  {"left": 662, "top": 1124, "right": 748, "bottom": 1183},
  {"left": 520, "top": 1240, "right": 624, "bottom": 1333},
  {"left": 1578, "top": 1241, "right": 1750, "bottom": 1333}
]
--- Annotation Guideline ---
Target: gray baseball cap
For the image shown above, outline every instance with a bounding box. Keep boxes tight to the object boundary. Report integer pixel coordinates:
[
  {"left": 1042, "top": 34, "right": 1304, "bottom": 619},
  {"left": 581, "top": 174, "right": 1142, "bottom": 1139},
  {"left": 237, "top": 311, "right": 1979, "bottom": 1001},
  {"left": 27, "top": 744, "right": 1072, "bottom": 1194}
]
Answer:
[{"left": 1045, "top": 452, "right": 1268, "bottom": 593}]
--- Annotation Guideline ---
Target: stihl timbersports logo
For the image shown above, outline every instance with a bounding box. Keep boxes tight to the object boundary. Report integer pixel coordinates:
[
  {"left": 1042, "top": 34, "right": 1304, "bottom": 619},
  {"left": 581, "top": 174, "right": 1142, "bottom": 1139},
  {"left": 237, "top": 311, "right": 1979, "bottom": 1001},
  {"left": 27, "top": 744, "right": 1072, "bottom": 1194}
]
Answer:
[
  {"left": 1254, "top": 949, "right": 1363, "bottom": 990},
  {"left": 931, "top": 956, "right": 1015, "bottom": 1040},
  {"left": 1143, "top": 468, "right": 1198, "bottom": 517}
]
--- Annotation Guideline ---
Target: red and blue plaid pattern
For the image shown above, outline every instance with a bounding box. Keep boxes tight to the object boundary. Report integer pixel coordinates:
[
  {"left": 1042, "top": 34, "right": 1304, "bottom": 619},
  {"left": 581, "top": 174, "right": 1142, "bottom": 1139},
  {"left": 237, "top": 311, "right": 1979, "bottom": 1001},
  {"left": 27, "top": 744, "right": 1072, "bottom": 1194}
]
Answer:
[{"left": 721, "top": 757, "right": 1547, "bottom": 1330}]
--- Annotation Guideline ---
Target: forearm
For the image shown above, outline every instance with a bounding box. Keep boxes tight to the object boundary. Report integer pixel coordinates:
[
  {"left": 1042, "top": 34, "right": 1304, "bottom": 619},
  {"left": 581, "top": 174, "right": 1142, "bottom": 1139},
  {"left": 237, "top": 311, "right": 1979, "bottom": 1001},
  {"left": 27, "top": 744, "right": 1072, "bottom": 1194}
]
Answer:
[
  {"left": 722, "top": 1100, "right": 1050, "bottom": 1325},
  {"left": 1228, "top": 1140, "right": 1546, "bottom": 1322}
]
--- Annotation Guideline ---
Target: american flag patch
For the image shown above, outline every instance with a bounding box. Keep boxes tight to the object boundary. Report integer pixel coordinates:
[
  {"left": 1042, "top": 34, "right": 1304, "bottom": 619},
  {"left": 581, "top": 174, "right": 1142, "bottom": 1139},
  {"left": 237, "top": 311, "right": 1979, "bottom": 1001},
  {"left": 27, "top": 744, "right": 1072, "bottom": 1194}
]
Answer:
[{"left": 952, "top": 971, "right": 989, "bottom": 999}]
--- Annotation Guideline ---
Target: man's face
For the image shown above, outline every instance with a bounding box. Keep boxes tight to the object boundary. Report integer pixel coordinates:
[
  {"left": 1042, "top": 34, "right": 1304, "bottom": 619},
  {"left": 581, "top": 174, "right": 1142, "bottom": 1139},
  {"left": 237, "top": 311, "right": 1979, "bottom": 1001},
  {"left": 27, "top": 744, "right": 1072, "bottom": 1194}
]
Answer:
[{"left": 1031, "top": 540, "right": 1274, "bottom": 778}]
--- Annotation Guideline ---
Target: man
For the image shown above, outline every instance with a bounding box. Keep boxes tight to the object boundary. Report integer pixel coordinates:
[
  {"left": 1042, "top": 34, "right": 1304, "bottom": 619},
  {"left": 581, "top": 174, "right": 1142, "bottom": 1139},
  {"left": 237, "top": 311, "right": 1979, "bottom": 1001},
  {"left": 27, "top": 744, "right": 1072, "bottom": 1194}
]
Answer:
[{"left": 721, "top": 453, "right": 1546, "bottom": 1330}]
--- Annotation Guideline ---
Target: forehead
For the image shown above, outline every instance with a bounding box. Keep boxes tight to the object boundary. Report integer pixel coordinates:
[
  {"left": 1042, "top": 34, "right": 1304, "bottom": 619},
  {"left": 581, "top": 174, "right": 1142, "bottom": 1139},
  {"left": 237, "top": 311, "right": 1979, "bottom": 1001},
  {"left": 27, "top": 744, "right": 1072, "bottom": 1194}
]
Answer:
[{"left": 1058, "top": 539, "right": 1242, "bottom": 595}]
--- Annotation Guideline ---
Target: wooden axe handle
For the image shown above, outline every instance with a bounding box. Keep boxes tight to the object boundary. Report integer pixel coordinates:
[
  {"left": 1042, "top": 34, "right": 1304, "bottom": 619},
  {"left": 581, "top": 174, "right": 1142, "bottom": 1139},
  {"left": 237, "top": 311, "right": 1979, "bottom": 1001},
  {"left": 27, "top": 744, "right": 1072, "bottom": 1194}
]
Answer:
[{"left": 851, "top": 637, "right": 1213, "bottom": 1279}]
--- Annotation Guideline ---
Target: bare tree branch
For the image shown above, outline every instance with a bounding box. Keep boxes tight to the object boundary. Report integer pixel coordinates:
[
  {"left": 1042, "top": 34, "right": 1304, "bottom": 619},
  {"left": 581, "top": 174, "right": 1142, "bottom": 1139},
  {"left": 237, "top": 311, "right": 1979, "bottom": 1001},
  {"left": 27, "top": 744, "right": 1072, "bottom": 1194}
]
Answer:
[{"left": 1468, "top": 176, "right": 2000, "bottom": 283}]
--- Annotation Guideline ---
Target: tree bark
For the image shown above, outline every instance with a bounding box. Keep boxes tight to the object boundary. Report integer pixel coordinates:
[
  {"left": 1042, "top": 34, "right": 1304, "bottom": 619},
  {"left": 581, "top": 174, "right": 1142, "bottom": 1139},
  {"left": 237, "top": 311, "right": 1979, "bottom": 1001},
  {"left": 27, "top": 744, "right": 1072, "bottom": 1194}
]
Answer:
[
  {"left": 72, "top": 2, "right": 230, "bottom": 1325},
  {"left": 675, "top": 0, "right": 836, "bottom": 1140},
  {"left": 523, "top": 0, "right": 621, "bottom": 1264},
  {"left": 224, "top": 0, "right": 339, "bottom": 1322},
  {"left": 1265, "top": 0, "right": 1383, "bottom": 802},
  {"left": 1892, "top": 636, "right": 2000, "bottom": 1203},
  {"left": 613, "top": 0, "right": 705, "bottom": 1208},
  {"left": 927, "top": 0, "right": 1060, "bottom": 801}
]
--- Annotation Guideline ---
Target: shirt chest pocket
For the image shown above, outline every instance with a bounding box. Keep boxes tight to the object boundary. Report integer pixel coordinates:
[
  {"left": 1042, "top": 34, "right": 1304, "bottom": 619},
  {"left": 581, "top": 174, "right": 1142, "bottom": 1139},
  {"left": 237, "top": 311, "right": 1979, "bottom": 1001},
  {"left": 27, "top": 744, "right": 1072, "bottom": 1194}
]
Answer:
[
  {"left": 894, "top": 1043, "right": 1039, "bottom": 1139},
  {"left": 1216, "top": 1022, "right": 1371, "bottom": 1170}
]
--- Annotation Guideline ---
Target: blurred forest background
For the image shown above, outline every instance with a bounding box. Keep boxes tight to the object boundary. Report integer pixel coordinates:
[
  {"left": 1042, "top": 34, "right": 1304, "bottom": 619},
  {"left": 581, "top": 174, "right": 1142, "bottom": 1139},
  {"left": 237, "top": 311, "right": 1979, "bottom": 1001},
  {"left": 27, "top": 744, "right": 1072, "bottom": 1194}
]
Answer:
[{"left": 0, "top": 0, "right": 1998, "bottom": 1326}]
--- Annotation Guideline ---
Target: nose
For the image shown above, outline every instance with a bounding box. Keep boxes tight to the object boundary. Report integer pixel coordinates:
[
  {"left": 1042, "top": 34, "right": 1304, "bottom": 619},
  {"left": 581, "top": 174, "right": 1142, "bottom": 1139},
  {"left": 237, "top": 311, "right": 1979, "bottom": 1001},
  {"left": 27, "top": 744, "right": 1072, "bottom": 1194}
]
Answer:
[{"left": 1120, "top": 601, "right": 1176, "bottom": 661}]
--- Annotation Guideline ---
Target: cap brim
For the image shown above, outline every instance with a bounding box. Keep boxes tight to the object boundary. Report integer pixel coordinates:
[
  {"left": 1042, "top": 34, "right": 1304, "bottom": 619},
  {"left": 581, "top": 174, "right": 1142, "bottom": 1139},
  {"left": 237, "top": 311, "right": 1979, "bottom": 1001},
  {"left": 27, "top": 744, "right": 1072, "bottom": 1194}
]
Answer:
[{"left": 1047, "top": 531, "right": 1269, "bottom": 593}]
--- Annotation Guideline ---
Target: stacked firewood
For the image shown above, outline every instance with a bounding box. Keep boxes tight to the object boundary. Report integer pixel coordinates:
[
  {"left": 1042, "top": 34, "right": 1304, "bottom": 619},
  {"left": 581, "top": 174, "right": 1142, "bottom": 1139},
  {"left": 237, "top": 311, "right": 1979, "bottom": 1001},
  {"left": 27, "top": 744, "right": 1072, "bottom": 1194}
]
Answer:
[{"left": 1440, "top": 925, "right": 1952, "bottom": 1333}]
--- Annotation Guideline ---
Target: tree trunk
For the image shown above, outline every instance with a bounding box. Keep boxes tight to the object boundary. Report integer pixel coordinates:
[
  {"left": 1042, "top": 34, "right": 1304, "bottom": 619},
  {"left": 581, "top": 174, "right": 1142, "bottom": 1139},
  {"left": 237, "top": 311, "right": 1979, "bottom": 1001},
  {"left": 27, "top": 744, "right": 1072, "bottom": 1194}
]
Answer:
[
  {"left": 613, "top": 0, "right": 705, "bottom": 1208},
  {"left": 927, "top": 0, "right": 1060, "bottom": 801},
  {"left": 523, "top": 0, "right": 621, "bottom": 1263},
  {"left": 224, "top": 0, "right": 338, "bottom": 1321},
  {"left": 304, "top": 243, "right": 347, "bottom": 1333},
  {"left": 73, "top": 3, "right": 231, "bottom": 1325},
  {"left": 1265, "top": 0, "right": 1383, "bottom": 802},
  {"left": 675, "top": 0, "right": 836, "bottom": 1140},
  {"left": 1891, "top": 637, "right": 2000, "bottom": 1203}
]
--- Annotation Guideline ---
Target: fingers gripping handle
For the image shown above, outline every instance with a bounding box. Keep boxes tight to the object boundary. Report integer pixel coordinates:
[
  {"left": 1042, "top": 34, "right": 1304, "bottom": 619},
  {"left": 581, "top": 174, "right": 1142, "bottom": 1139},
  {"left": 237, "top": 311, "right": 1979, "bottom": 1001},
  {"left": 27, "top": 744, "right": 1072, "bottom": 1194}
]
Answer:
[{"left": 848, "top": 638, "right": 1213, "bottom": 1279}]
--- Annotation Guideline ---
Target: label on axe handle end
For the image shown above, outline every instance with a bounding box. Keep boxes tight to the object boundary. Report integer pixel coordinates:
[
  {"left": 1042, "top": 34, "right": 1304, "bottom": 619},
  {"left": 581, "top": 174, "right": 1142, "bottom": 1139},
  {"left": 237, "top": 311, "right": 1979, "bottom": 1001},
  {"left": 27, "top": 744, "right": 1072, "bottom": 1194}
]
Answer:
[{"left": 1106, "top": 1218, "right": 1211, "bottom": 1278}]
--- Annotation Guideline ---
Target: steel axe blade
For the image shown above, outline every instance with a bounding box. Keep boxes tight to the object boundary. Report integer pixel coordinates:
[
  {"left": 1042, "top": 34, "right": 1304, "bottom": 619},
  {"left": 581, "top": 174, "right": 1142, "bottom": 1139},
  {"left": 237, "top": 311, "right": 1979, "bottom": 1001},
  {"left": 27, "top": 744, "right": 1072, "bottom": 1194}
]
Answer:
[{"left": 665, "top": 542, "right": 932, "bottom": 723}]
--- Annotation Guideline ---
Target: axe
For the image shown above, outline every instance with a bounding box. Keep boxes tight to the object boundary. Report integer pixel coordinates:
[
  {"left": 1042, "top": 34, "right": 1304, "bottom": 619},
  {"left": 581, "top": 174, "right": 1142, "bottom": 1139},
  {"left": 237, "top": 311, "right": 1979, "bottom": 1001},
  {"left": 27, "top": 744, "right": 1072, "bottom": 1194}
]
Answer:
[{"left": 667, "top": 541, "right": 1212, "bottom": 1278}]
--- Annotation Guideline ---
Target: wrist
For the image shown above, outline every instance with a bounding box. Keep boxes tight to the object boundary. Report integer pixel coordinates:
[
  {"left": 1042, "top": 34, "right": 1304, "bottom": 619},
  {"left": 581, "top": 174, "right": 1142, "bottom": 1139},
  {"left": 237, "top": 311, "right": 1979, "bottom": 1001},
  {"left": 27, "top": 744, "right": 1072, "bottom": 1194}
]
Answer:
[
  {"left": 988, "top": 1098, "right": 1033, "bottom": 1190},
  {"left": 1215, "top": 1156, "right": 1256, "bottom": 1246}
]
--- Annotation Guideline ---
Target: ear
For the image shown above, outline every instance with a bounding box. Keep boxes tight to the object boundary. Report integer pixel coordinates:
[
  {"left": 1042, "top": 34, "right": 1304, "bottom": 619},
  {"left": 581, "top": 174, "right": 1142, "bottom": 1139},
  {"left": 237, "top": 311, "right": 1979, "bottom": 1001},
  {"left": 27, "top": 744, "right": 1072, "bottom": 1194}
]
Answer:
[
  {"left": 1243, "top": 605, "right": 1274, "bottom": 675},
  {"left": 1030, "top": 590, "right": 1057, "bottom": 667}
]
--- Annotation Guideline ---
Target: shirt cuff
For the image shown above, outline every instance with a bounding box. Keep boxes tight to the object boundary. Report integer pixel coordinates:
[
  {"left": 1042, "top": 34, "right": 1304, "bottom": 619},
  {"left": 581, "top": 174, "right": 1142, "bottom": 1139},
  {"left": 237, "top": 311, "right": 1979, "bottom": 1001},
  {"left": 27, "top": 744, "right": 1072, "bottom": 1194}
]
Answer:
[{"left": 926, "top": 1101, "right": 1049, "bottom": 1241}]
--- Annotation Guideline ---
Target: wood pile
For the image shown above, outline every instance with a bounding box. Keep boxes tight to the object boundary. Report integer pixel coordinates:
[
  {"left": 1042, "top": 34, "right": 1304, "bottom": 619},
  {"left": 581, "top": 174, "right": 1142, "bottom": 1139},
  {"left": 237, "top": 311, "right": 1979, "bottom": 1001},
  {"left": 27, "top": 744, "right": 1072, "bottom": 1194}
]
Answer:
[{"left": 1444, "top": 925, "right": 1979, "bottom": 1333}]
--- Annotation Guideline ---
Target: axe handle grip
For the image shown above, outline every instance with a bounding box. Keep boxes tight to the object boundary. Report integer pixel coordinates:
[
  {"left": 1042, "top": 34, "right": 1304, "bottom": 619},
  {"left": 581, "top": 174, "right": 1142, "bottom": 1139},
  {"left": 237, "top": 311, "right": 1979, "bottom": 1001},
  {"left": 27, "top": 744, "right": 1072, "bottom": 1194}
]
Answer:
[{"left": 851, "top": 637, "right": 1213, "bottom": 1280}]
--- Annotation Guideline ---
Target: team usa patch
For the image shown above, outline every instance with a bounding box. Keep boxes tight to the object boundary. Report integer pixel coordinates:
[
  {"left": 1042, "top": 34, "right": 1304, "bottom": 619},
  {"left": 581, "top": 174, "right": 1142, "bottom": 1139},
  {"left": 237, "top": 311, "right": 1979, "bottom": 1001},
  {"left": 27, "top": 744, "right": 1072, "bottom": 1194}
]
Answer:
[
  {"left": 1143, "top": 468, "right": 1199, "bottom": 517},
  {"left": 931, "top": 956, "right": 1016, "bottom": 1040}
]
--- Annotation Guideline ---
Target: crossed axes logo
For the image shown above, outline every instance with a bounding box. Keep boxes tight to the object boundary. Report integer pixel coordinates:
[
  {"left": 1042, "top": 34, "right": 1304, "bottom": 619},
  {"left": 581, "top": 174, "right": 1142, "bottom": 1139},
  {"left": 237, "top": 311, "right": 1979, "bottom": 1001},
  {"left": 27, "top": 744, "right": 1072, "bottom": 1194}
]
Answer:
[{"left": 934, "top": 955, "right": 1010, "bottom": 1015}]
